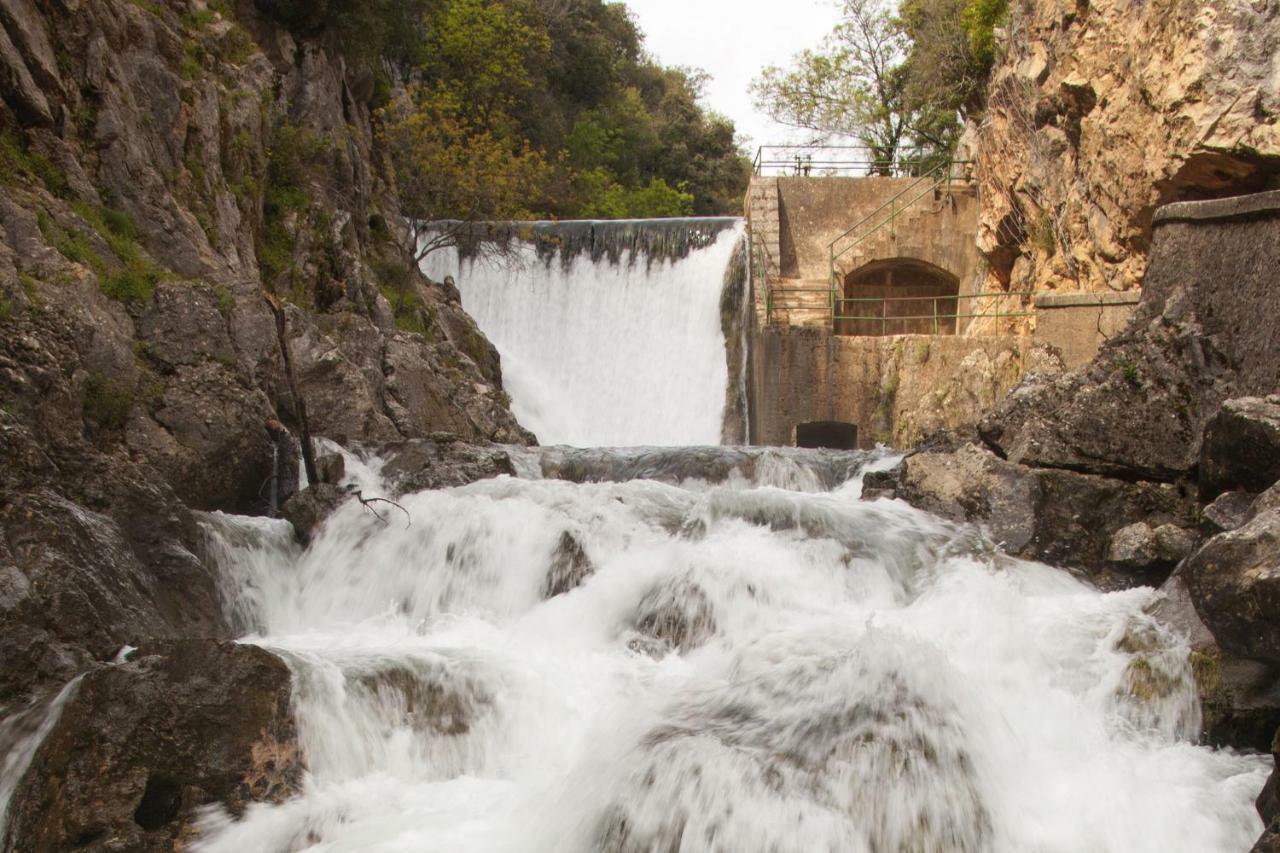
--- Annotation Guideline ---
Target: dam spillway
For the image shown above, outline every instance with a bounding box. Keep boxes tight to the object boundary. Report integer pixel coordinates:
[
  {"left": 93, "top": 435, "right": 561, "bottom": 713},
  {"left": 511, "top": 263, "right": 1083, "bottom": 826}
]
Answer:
[{"left": 420, "top": 219, "right": 749, "bottom": 448}]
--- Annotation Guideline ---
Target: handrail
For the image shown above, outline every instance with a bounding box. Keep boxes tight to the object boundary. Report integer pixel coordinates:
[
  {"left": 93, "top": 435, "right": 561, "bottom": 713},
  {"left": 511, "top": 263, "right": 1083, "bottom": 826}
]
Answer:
[
  {"left": 831, "top": 290, "right": 1034, "bottom": 336},
  {"left": 824, "top": 159, "right": 972, "bottom": 326},
  {"left": 827, "top": 159, "right": 969, "bottom": 266},
  {"left": 752, "top": 144, "right": 947, "bottom": 178}
]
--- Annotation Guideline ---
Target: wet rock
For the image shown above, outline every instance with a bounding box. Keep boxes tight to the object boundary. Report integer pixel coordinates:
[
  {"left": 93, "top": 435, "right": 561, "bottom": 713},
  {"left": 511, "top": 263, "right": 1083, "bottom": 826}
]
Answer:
[
  {"left": 1152, "top": 576, "right": 1280, "bottom": 750},
  {"left": 379, "top": 438, "right": 517, "bottom": 495},
  {"left": 896, "top": 444, "right": 1193, "bottom": 584},
  {"left": 1202, "top": 491, "right": 1260, "bottom": 536},
  {"left": 2, "top": 640, "right": 301, "bottom": 852},
  {"left": 543, "top": 531, "right": 594, "bottom": 599},
  {"left": 598, "top": 638, "right": 989, "bottom": 852},
  {"left": 1185, "top": 509, "right": 1280, "bottom": 665},
  {"left": 1107, "top": 522, "right": 1195, "bottom": 571},
  {"left": 354, "top": 664, "right": 492, "bottom": 738},
  {"left": 1253, "top": 822, "right": 1280, "bottom": 853},
  {"left": 0, "top": 483, "right": 225, "bottom": 711},
  {"left": 628, "top": 576, "right": 716, "bottom": 655},
  {"left": 1200, "top": 397, "right": 1280, "bottom": 500},
  {"left": 281, "top": 483, "right": 347, "bottom": 544},
  {"left": 316, "top": 452, "right": 345, "bottom": 485}
]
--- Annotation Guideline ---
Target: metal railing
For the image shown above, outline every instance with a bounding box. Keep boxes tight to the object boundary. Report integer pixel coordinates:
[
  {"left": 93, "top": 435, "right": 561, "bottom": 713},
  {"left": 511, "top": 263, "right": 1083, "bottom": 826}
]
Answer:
[
  {"left": 752, "top": 145, "right": 951, "bottom": 178},
  {"left": 831, "top": 291, "right": 1034, "bottom": 337},
  {"left": 827, "top": 159, "right": 972, "bottom": 282}
]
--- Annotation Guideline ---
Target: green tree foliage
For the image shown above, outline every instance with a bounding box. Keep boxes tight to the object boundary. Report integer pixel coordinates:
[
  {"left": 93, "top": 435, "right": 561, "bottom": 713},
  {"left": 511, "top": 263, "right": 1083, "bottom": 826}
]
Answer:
[
  {"left": 752, "top": 0, "right": 1007, "bottom": 167},
  {"left": 259, "top": 0, "right": 750, "bottom": 224}
]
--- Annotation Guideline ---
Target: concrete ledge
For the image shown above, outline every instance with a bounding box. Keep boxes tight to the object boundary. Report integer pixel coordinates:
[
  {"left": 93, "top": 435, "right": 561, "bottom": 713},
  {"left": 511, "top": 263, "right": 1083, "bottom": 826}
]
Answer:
[
  {"left": 1153, "top": 190, "right": 1280, "bottom": 225},
  {"left": 1035, "top": 291, "right": 1142, "bottom": 309}
]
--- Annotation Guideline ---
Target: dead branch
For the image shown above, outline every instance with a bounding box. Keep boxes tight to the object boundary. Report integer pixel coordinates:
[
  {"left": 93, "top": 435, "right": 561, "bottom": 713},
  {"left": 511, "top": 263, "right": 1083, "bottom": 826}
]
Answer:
[{"left": 354, "top": 490, "right": 412, "bottom": 529}]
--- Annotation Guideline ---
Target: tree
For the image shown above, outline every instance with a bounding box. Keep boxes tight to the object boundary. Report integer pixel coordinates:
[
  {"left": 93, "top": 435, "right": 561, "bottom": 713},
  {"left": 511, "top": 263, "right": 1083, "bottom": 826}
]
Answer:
[
  {"left": 899, "top": 0, "right": 1006, "bottom": 119},
  {"left": 378, "top": 84, "right": 547, "bottom": 264},
  {"left": 752, "top": 0, "right": 910, "bottom": 171},
  {"left": 751, "top": 0, "right": 1005, "bottom": 170}
]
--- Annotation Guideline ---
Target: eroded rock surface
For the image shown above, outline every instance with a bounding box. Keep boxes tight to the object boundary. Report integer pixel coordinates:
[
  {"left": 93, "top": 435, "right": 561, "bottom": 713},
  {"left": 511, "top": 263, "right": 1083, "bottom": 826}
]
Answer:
[
  {"left": 2, "top": 640, "right": 300, "bottom": 852},
  {"left": 974, "top": 0, "right": 1280, "bottom": 296}
]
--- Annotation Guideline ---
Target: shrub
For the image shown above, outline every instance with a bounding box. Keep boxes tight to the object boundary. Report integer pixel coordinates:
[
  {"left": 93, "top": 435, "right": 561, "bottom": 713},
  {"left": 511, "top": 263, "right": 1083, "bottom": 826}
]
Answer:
[{"left": 82, "top": 372, "right": 133, "bottom": 432}]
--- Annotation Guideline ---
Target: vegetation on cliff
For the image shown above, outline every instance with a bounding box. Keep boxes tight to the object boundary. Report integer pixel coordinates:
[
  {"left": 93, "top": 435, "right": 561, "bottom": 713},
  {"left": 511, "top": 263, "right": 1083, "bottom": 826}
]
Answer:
[{"left": 258, "top": 0, "right": 752, "bottom": 221}]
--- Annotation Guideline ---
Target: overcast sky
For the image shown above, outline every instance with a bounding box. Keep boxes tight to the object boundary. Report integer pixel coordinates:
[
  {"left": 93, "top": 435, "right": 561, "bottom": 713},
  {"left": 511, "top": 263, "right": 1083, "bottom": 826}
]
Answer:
[{"left": 622, "top": 0, "right": 844, "bottom": 152}]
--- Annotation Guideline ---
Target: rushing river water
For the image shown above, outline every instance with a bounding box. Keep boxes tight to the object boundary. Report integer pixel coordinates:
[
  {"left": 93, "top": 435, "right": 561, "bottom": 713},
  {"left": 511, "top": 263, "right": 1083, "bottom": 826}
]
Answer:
[{"left": 191, "top": 445, "right": 1267, "bottom": 853}]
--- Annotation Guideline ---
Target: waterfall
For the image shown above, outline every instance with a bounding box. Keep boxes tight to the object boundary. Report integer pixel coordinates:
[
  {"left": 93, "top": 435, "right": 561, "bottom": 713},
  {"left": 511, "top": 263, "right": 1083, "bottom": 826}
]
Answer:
[
  {"left": 192, "top": 449, "right": 1267, "bottom": 853},
  {"left": 420, "top": 219, "right": 749, "bottom": 447}
]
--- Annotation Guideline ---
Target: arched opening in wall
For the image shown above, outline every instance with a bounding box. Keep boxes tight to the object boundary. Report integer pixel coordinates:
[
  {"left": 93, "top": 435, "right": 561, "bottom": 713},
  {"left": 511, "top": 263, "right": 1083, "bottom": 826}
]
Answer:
[
  {"left": 837, "top": 258, "right": 960, "bottom": 337},
  {"left": 795, "top": 421, "right": 858, "bottom": 450}
]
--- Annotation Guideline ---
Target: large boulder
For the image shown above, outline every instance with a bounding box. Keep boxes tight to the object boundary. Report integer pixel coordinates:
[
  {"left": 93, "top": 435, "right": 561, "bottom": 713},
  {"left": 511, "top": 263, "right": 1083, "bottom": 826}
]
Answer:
[
  {"left": 1185, "top": 509, "right": 1280, "bottom": 665},
  {"left": 2, "top": 640, "right": 301, "bottom": 852},
  {"left": 379, "top": 437, "right": 518, "bottom": 496},
  {"left": 886, "top": 444, "right": 1194, "bottom": 584},
  {"left": 1200, "top": 396, "right": 1280, "bottom": 499},
  {"left": 0, "top": 478, "right": 225, "bottom": 711}
]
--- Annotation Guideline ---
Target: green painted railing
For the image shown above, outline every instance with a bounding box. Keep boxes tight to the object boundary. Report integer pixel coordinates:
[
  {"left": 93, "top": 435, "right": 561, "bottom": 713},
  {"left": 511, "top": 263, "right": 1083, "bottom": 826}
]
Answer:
[
  {"left": 826, "top": 160, "right": 972, "bottom": 290},
  {"left": 831, "top": 291, "right": 1034, "bottom": 336}
]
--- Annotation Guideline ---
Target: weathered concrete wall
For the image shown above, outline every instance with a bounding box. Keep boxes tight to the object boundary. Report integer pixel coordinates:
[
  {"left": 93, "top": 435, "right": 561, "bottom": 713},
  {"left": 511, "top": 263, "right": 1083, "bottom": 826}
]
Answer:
[
  {"left": 773, "top": 176, "right": 918, "bottom": 279},
  {"left": 1033, "top": 291, "right": 1142, "bottom": 369},
  {"left": 750, "top": 327, "right": 1040, "bottom": 448}
]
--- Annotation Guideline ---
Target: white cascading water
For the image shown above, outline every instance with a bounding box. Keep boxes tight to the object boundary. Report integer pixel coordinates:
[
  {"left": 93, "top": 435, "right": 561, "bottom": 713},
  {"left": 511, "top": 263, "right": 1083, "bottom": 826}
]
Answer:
[
  {"left": 191, "top": 444, "right": 1268, "bottom": 853},
  {"left": 420, "top": 221, "right": 742, "bottom": 447}
]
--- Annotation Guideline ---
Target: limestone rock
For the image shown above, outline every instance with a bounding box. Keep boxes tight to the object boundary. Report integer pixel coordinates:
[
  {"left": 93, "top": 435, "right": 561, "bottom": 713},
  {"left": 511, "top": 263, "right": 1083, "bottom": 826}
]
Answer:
[
  {"left": 1107, "top": 522, "right": 1195, "bottom": 570},
  {"left": 1185, "top": 509, "right": 1280, "bottom": 665},
  {"left": 0, "top": 482, "right": 225, "bottom": 709},
  {"left": 895, "top": 444, "right": 1193, "bottom": 583},
  {"left": 543, "top": 531, "right": 594, "bottom": 599},
  {"left": 1203, "top": 491, "right": 1260, "bottom": 536},
  {"left": 975, "top": 0, "right": 1280, "bottom": 296},
  {"left": 2, "top": 640, "right": 301, "bottom": 852},
  {"left": 137, "top": 283, "right": 236, "bottom": 372},
  {"left": 980, "top": 198, "right": 1280, "bottom": 481},
  {"left": 379, "top": 439, "right": 518, "bottom": 496},
  {"left": 1200, "top": 397, "right": 1280, "bottom": 499}
]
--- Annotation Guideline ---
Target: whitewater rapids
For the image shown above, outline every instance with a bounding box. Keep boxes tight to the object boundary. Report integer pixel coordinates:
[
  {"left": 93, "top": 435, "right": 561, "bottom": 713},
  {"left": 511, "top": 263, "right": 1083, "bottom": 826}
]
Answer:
[{"left": 192, "top": 445, "right": 1267, "bottom": 853}]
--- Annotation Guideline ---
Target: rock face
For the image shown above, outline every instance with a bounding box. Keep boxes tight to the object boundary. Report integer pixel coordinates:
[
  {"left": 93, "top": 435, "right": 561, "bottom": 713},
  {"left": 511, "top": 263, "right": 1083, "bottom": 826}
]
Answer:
[
  {"left": 1185, "top": 508, "right": 1280, "bottom": 665},
  {"left": 888, "top": 443, "right": 1194, "bottom": 585},
  {"left": 1200, "top": 397, "right": 1280, "bottom": 498},
  {"left": 2, "top": 640, "right": 300, "bottom": 852},
  {"left": 0, "top": 0, "right": 537, "bottom": 834},
  {"left": 0, "top": 0, "right": 534, "bottom": 720},
  {"left": 979, "top": 194, "right": 1280, "bottom": 482},
  {"left": 974, "top": 0, "right": 1280, "bottom": 295}
]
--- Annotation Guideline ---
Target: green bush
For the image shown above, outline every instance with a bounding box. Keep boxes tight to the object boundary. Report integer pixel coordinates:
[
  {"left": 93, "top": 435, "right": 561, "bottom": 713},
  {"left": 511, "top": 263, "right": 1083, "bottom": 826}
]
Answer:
[
  {"left": 82, "top": 372, "right": 133, "bottom": 432},
  {"left": 0, "top": 129, "right": 68, "bottom": 195}
]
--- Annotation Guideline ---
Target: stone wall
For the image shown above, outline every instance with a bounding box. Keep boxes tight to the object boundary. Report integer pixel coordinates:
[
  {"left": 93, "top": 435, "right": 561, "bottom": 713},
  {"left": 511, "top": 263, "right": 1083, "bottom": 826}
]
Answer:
[
  {"left": 749, "top": 327, "right": 1046, "bottom": 448},
  {"left": 1032, "top": 291, "right": 1141, "bottom": 369}
]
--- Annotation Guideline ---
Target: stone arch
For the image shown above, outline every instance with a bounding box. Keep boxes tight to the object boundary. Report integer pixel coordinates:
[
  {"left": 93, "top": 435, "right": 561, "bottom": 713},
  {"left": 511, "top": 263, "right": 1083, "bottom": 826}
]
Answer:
[{"left": 836, "top": 258, "right": 960, "bottom": 336}]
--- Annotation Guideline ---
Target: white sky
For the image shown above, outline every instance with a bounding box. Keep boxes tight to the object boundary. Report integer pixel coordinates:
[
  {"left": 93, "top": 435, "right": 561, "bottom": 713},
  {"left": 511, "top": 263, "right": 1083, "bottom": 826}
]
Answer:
[{"left": 622, "top": 0, "right": 844, "bottom": 153}]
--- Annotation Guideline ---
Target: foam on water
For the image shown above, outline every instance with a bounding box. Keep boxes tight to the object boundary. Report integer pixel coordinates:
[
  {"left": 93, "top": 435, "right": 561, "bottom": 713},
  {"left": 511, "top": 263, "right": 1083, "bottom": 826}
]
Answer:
[
  {"left": 194, "top": 452, "right": 1268, "bottom": 853},
  {"left": 420, "top": 221, "right": 744, "bottom": 447}
]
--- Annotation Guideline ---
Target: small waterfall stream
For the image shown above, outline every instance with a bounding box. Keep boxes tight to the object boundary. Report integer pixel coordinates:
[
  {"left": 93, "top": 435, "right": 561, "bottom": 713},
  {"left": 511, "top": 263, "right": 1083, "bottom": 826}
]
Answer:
[
  {"left": 191, "top": 445, "right": 1268, "bottom": 853},
  {"left": 420, "top": 219, "right": 748, "bottom": 448}
]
